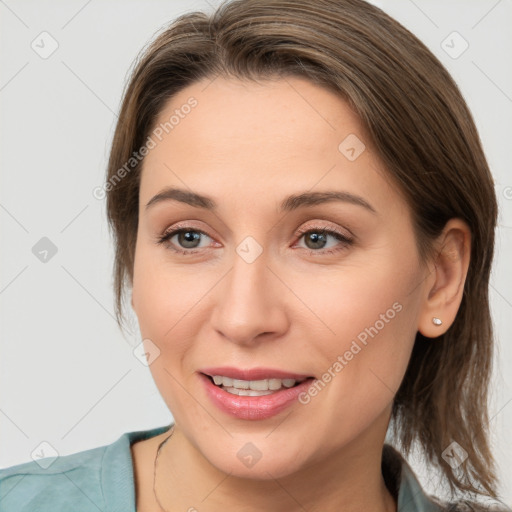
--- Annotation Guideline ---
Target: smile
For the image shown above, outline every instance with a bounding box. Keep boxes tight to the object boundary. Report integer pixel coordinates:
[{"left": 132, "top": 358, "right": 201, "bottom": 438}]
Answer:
[
  {"left": 199, "top": 368, "right": 315, "bottom": 420},
  {"left": 209, "top": 375, "right": 308, "bottom": 396}
]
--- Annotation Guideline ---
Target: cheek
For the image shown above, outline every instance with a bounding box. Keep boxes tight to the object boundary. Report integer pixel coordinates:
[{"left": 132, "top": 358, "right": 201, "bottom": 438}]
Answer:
[
  {"left": 131, "top": 245, "right": 211, "bottom": 423},
  {"left": 132, "top": 242, "right": 209, "bottom": 339},
  {"left": 292, "top": 257, "right": 422, "bottom": 424},
  {"left": 131, "top": 243, "right": 229, "bottom": 410}
]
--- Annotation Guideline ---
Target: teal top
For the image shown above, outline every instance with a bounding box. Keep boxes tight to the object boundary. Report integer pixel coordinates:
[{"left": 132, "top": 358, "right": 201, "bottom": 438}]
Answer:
[{"left": 0, "top": 424, "right": 477, "bottom": 511}]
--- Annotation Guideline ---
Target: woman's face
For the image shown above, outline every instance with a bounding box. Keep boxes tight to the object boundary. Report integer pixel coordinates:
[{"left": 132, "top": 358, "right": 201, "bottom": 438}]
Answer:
[{"left": 132, "top": 76, "right": 429, "bottom": 479}]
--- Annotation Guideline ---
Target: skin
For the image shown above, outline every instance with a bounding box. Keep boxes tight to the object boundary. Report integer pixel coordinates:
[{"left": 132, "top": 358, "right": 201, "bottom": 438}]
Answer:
[{"left": 130, "top": 76, "right": 471, "bottom": 512}]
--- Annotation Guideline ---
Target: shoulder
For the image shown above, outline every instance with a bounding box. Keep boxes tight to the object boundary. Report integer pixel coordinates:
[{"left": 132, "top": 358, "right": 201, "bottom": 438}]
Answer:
[
  {"left": 436, "top": 501, "right": 512, "bottom": 512},
  {"left": 382, "top": 444, "right": 511, "bottom": 512},
  {"left": 0, "top": 443, "right": 109, "bottom": 512},
  {"left": 0, "top": 425, "right": 172, "bottom": 512}
]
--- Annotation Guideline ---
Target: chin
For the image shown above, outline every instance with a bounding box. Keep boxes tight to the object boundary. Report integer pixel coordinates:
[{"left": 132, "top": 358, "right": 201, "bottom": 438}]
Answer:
[{"left": 195, "top": 434, "right": 313, "bottom": 481}]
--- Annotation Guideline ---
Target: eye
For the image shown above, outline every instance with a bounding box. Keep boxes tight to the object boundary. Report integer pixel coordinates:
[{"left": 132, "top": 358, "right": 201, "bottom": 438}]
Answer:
[
  {"left": 295, "top": 226, "right": 353, "bottom": 255},
  {"left": 156, "top": 226, "right": 215, "bottom": 254},
  {"left": 155, "top": 223, "right": 353, "bottom": 256}
]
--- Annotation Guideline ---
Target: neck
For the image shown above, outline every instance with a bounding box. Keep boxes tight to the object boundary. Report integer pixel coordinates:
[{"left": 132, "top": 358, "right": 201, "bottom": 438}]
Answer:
[{"left": 154, "top": 422, "right": 396, "bottom": 512}]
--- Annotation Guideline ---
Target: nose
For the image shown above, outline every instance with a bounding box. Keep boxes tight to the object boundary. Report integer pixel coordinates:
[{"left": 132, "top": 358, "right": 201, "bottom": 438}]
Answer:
[{"left": 209, "top": 249, "right": 290, "bottom": 346}]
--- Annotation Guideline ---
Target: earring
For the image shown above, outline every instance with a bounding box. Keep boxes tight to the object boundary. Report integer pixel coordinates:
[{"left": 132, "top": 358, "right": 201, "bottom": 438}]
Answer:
[{"left": 432, "top": 317, "right": 442, "bottom": 326}]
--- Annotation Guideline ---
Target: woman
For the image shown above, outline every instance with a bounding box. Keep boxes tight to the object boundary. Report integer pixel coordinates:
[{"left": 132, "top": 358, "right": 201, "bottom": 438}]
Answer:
[{"left": 0, "top": 0, "right": 509, "bottom": 510}]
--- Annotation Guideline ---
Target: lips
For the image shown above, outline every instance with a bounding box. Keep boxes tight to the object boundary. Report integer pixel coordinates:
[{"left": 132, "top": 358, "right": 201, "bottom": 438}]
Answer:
[
  {"left": 199, "top": 367, "right": 315, "bottom": 420},
  {"left": 200, "top": 366, "right": 312, "bottom": 381},
  {"left": 210, "top": 374, "right": 303, "bottom": 395}
]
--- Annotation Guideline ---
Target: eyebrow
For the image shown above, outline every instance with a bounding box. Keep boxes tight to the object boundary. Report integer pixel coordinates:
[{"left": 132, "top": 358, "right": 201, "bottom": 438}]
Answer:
[{"left": 145, "top": 187, "right": 377, "bottom": 214}]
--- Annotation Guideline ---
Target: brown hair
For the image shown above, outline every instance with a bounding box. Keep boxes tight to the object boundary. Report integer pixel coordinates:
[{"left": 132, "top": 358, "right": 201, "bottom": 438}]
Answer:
[{"left": 105, "top": 0, "right": 502, "bottom": 505}]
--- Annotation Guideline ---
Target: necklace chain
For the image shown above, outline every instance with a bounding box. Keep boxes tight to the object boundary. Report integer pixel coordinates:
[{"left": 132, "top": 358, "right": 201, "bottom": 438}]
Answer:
[
  {"left": 152, "top": 425, "right": 396, "bottom": 512},
  {"left": 153, "top": 426, "right": 175, "bottom": 512}
]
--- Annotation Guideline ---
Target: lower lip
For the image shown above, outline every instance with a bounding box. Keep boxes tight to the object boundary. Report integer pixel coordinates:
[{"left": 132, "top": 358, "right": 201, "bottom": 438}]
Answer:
[{"left": 200, "top": 373, "right": 314, "bottom": 420}]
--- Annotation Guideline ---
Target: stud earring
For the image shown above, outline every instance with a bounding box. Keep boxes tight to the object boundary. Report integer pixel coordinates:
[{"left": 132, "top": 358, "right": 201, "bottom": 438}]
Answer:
[{"left": 432, "top": 317, "right": 442, "bottom": 326}]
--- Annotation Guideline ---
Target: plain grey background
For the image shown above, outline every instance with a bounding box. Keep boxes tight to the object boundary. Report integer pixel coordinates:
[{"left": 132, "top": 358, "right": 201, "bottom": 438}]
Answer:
[{"left": 1, "top": 0, "right": 511, "bottom": 504}]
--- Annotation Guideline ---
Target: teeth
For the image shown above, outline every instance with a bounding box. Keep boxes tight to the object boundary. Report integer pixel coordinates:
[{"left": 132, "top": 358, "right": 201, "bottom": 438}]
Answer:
[
  {"left": 232, "top": 379, "right": 250, "bottom": 389},
  {"left": 223, "top": 387, "right": 274, "bottom": 396},
  {"left": 282, "top": 379, "right": 296, "bottom": 388},
  {"left": 250, "top": 379, "right": 269, "bottom": 391},
  {"left": 210, "top": 375, "right": 302, "bottom": 391},
  {"left": 268, "top": 378, "right": 282, "bottom": 390}
]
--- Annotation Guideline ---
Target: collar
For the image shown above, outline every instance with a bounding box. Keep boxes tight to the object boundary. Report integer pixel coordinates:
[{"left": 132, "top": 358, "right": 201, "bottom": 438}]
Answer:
[
  {"left": 122, "top": 428, "right": 444, "bottom": 511},
  {"left": 383, "top": 444, "right": 444, "bottom": 511}
]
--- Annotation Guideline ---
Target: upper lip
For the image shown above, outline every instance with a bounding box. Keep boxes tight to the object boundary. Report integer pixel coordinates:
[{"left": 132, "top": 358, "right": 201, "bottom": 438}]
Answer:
[{"left": 200, "top": 367, "right": 313, "bottom": 381}]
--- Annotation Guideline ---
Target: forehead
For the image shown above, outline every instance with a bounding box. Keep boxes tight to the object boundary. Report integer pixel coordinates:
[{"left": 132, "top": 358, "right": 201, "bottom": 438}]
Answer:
[
  {"left": 139, "top": 76, "right": 403, "bottom": 216},
  {"left": 151, "top": 76, "right": 364, "bottom": 158}
]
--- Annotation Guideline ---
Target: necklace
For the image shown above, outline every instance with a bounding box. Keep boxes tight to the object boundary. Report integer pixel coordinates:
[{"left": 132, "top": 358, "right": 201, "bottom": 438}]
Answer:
[{"left": 153, "top": 426, "right": 175, "bottom": 512}]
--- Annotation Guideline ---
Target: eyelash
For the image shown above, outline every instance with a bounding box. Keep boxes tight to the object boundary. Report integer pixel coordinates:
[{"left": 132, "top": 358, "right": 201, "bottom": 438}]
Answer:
[
  {"left": 156, "top": 223, "right": 353, "bottom": 256},
  {"left": 156, "top": 226, "right": 214, "bottom": 256}
]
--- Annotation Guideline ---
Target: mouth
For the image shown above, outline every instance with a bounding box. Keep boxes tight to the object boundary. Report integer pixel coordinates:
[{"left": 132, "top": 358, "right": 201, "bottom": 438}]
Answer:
[
  {"left": 198, "top": 367, "right": 316, "bottom": 419},
  {"left": 202, "top": 373, "right": 310, "bottom": 397}
]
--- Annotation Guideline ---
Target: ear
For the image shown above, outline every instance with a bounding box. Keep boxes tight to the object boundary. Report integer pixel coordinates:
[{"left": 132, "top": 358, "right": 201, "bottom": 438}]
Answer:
[{"left": 418, "top": 218, "right": 471, "bottom": 338}]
